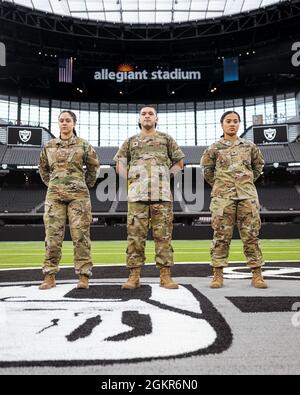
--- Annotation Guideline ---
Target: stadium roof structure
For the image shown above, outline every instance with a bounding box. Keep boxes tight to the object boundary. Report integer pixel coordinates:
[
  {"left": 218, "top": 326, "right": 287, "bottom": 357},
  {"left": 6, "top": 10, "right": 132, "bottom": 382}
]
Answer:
[
  {"left": 0, "top": 0, "right": 300, "bottom": 101},
  {"left": 6, "top": 0, "right": 285, "bottom": 24}
]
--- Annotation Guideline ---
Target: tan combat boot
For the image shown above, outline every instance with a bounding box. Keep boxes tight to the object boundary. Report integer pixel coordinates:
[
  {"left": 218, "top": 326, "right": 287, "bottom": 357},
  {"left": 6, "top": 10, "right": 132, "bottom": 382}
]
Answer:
[
  {"left": 122, "top": 268, "right": 141, "bottom": 289},
  {"left": 159, "top": 267, "right": 179, "bottom": 289},
  {"left": 77, "top": 274, "right": 89, "bottom": 289},
  {"left": 39, "top": 274, "right": 56, "bottom": 290},
  {"left": 251, "top": 267, "right": 268, "bottom": 289},
  {"left": 210, "top": 267, "right": 224, "bottom": 289}
]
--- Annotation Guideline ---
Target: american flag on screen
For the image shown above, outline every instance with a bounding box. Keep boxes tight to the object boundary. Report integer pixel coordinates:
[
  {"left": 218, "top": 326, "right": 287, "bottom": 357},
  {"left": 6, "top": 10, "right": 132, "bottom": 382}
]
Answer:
[{"left": 58, "top": 57, "right": 73, "bottom": 83}]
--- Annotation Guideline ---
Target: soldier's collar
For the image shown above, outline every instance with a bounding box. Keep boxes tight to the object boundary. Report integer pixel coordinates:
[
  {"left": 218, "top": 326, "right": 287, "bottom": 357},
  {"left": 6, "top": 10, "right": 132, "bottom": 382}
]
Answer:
[
  {"left": 58, "top": 134, "right": 77, "bottom": 146},
  {"left": 220, "top": 137, "right": 243, "bottom": 146},
  {"left": 139, "top": 130, "right": 158, "bottom": 139},
  {"left": 235, "top": 137, "right": 244, "bottom": 145}
]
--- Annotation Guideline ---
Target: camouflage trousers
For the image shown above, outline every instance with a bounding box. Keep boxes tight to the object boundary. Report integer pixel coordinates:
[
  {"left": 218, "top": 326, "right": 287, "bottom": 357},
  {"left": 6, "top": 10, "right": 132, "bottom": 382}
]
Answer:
[
  {"left": 42, "top": 190, "right": 93, "bottom": 277},
  {"left": 210, "top": 198, "right": 264, "bottom": 268},
  {"left": 127, "top": 201, "right": 174, "bottom": 268}
]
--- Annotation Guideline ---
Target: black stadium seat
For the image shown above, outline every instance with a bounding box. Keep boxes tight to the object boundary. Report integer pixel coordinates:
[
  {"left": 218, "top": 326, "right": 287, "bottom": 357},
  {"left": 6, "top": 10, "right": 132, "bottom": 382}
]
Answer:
[
  {"left": 289, "top": 141, "right": 300, "bottom": 162},
  {"left": 257, "top": 185, "right": 300, "bottom": 211},
  {"left": 0, "top": 143, "right": 299, "bottom": 166},
  {"left": 94, "top": 147, "right": 117, "bottom": 166},
  {"left": 0, "top": 186, "right": 46, "bottom": 213},
  {"left": 2, "top": 146, "right": 41, "bottom": 166},
  {"left": 0, "top": 144, "right": 7, "bottom": 162},
  {"left": 258, "top": 144, "right": 294, "bottom": 164}
]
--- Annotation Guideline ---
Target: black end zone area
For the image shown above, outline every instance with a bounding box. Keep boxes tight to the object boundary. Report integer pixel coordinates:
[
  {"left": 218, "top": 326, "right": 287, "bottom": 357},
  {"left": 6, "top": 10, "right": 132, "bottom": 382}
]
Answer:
[
  {"left": 65, "top": 284, "right": 152, "bottom": 300},
  {"left": 227, "top": 296, "right": 300, "bottom": 312},
  {"left": 1, "top": 262, "right": 300, "bottom": 284}
]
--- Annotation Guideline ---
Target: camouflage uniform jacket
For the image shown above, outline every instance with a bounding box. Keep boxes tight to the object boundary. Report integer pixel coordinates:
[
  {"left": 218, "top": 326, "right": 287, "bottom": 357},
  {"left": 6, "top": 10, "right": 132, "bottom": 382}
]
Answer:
[
  {"left": 200, "top": 137, "right": 264, "bottom": 199},
  {"left": 114, "top": 131, "right": 185, "bottom": 202},
  {"left": 39, "top": 134, "right": 100, "bottom": 190}
]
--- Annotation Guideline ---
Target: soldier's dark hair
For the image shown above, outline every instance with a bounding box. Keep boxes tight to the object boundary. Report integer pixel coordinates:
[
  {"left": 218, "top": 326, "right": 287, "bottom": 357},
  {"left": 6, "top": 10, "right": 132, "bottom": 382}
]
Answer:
[
  {"left": 138, "top": 105, "right": 158, "bottom": 130},
  {"left": 220, "top": 110, "right": 241, "bottom": 124},
  {"left": 59, "top": 110, "right": 77, "bottom": 136}
]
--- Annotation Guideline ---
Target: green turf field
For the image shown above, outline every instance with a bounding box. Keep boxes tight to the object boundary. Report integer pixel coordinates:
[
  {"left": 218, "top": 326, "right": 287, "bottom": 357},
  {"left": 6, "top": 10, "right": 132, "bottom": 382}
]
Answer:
[{"left": 0, "top": 239, "right": 299, "bottom": 269}]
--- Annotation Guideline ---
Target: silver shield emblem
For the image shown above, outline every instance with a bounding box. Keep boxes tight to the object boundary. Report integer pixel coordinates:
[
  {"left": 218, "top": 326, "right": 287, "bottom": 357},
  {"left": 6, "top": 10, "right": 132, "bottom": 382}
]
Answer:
[
  {"left": 19, "top": 130, "right": 31, "bottom": 143},
  {"left": 263, "top": 128, "right": 276, "bottom": 141}
]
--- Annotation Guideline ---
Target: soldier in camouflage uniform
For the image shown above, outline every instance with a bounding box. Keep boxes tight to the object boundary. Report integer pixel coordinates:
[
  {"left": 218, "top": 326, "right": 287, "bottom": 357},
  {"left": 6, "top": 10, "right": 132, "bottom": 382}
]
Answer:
[
  {"left": 114, "top": 106, "right": 185, "bottom": 289},
  {"left": 39, "top": 111, "right": 100, "bottom": 290},
  {"left": 201, "top": 111, "right": 268, "bottom": 289}
]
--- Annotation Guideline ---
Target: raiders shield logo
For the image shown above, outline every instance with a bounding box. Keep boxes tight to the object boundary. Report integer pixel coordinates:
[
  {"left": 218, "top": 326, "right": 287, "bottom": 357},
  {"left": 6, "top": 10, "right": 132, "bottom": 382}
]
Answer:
[
  {"left": 1, "top": 263, "right": 300, "bottom": 370},
  {"left": 0, "top": 282, "right": 232, "bottom": 366},
  {"left": 263, "top": 128, "right": 276, "bottom": 141},
  {"left": 19, "top": 130, "right": 32, "bottom": 143}
]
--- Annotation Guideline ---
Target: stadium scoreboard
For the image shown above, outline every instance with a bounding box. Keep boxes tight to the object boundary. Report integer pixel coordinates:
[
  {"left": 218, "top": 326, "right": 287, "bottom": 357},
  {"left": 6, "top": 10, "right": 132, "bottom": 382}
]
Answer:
[
  {"left": 7, "top": 126, "right": 42, "bottom": 147},
  {"left": 253, "top": 124, "right": 288, "bottom": 144}
]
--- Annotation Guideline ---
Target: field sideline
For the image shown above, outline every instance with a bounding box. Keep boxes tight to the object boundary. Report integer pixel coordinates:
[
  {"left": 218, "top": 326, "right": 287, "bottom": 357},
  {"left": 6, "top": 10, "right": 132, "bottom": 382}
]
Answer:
[{"left": 0, "top": 239, "right": 299, "bottom": 269}]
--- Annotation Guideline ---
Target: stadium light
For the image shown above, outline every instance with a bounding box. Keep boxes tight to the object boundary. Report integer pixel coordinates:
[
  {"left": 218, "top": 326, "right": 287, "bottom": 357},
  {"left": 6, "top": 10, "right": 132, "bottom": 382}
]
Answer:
[
  {"left": 1, "top": 164, "right": 7, "bottom": 170},
  {"left": 17, "top": 165, "right": 38, "bottom": 169},
  {"left": 273, "top": 162, "right": 279, "bottom": 168},
  {"left": 288, "top": 162, "right": 300, "bottom": 167}
]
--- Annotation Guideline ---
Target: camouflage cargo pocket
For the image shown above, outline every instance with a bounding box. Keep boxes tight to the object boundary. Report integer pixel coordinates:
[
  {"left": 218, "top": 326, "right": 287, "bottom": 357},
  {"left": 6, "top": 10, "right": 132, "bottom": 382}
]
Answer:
[
  {"left": 127, "top": 214, "right": 134, "bottom": 226},
  {"left": 165, "top": 209, "right": 174, "bottom": 238},
  {"left": 84, "top": 200, "right": 93, "bottom": 225},
  {"left": 250, "top": 200, "right": 261, "bottom": 228},
  {"left": 155, "top": 210, "right": 173, "bottom": 238},
  {"left": 250, "top": 200, "right": 260, "bottom": 217},
  {"left": 69, "top": 200, "right": 92, "bottom": 228},
  {"left": 127, "top": 212, "right": 149, "bottom": 233},
  {"left": 209, "top": 197, "right": 227, "bottom": 217},
  {"left": 43, "top": 202, "right": 53, "bottom": 225}
]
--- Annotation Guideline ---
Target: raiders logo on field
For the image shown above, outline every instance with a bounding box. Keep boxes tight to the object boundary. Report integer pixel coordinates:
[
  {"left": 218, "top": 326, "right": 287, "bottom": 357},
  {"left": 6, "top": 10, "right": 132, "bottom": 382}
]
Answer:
[
  {"left": 0, "top": 282, "right": 232, "bottom": 367},
  {"left": 1, "top": 264, "right": 300, "bottom": 367},
  {"left": 223, "top": 266, "right": 300, "bottom": 280}
]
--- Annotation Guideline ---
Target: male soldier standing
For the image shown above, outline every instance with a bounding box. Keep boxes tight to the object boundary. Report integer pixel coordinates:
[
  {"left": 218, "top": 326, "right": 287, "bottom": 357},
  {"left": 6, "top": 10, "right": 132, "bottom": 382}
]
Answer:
[
  {"left": 201, "top": 111, "right": 268, "bottom": 289},
  {"left": 114, "top": 106, "right": 184, "bottom": 289},
  {"left": 39, "top": 110, "right": 100, "bottom": 290}
]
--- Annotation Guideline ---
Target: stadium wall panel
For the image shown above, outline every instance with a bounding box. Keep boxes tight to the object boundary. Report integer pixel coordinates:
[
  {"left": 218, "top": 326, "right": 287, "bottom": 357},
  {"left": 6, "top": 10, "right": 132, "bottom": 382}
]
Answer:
[{"left": 0, "top": 223, "right": 299, "bottom": 241}]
